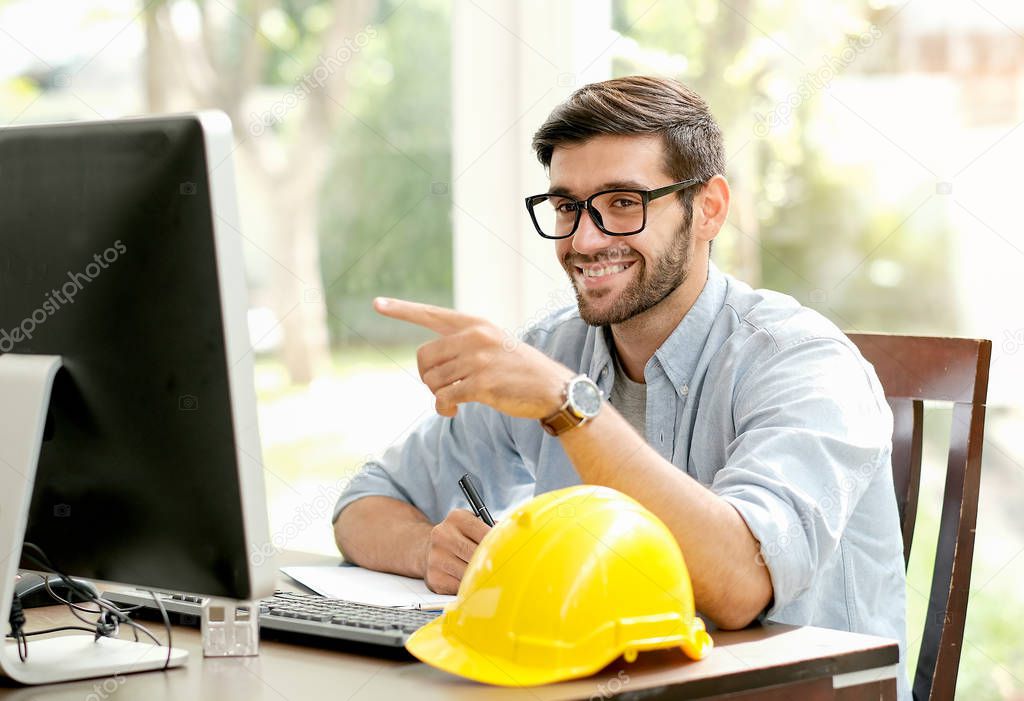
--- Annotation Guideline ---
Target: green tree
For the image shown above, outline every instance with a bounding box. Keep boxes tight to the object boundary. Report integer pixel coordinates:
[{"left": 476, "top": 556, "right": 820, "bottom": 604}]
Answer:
[
  {"left": 143, "top": 0, "right": 379, "bottom": 383},
  {"left": 612, "top": 0, "right": 955, "bottom": 332},
  {"left": 318, "top": 0, "right": 452, "bottom": 345}
]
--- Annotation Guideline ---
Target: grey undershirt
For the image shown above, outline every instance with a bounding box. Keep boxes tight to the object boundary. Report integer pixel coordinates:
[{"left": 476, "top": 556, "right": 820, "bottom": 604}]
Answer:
[{"left": 609, "top": 351, "right": 647, "bottom": 438}]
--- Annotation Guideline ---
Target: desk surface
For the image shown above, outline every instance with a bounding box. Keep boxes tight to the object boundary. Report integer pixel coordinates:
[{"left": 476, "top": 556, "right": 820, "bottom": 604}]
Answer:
[{"left": 2, "top": 552, "right": 899, "bottom": 700}]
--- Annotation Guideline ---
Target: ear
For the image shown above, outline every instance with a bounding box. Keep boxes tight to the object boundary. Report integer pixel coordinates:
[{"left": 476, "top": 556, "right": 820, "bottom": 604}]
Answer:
[{"left": 692, "top": 175, "right": 730, "bottom": 244}]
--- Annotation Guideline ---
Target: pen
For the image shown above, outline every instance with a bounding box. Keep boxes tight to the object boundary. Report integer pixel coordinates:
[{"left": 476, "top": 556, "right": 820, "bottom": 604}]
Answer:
[
  {"left": 414, "top": 602, "right": 450, "bottom": 611},
  {"left": 458, "top": 473, "right": 495, "bottom": 527}
]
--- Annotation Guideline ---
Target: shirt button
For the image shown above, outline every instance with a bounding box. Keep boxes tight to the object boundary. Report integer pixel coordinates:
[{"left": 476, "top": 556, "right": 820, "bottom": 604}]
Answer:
[{"left": 681, "top": 385, "right": 689, "bottom": 396}]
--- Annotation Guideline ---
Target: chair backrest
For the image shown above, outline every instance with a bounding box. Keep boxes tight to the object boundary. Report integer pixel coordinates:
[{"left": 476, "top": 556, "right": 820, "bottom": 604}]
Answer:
[{"left": 847, "top": 333, "right": 991, "bottom": 701}]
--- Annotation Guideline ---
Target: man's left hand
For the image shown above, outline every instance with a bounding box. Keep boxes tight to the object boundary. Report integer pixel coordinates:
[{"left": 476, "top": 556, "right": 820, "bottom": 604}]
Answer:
[{"left": 374, "top": 297, "right": 575, "bottom": 419}]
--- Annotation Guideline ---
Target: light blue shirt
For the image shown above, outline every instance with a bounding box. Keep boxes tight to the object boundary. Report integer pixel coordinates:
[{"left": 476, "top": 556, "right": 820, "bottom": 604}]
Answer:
[{"left": 334, "top": 262, "right": 908, "bottom": 697}]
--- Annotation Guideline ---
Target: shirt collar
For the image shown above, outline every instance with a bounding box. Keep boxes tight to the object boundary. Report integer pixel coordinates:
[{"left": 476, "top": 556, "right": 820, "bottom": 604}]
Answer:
[
  {"left": 654, "top": 260, "right": 727, "bottom": 396},
  {"left": 586, "top": 261, "right": 728, "bottom": 398}
]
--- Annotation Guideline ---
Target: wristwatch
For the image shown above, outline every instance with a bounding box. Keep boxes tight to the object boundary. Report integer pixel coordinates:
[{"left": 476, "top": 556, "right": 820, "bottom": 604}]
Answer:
[{"left": 540, "top": 374, "right": 603, "bottom": 436}]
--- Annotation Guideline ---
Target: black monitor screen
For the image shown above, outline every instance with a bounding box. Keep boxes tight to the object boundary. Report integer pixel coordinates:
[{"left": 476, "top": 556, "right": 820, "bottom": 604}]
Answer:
[{"left": 0, "top": 116, "right": 253, "bottom": 598}]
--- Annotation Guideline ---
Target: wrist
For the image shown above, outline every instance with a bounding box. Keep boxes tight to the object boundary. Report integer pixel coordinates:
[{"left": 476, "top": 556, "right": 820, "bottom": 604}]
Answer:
[
  {"left": 541, "top": 366, "right": 577, "bottom": 417},
  {"left": 539, "top": 372, "right": 603, "bottom": 436},
  {"left": 407, "top": 521, "right": 433, "bottom": 578}
]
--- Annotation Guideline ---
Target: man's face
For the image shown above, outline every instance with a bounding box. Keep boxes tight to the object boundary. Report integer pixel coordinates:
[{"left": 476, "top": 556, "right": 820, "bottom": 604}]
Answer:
[{"left": 548, "top": 134, "right": 696, "bottom": 326}]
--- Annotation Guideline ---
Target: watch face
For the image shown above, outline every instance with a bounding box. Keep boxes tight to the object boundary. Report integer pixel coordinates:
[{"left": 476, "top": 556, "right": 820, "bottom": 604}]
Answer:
[{"left": 569, "top": 378, "right": 602, "bottom": 418}]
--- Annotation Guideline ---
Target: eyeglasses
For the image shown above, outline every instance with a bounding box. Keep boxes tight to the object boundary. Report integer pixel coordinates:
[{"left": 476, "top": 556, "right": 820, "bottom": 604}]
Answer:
[{"left": 524, "top": 178, "right": 702, "bottom": 240}]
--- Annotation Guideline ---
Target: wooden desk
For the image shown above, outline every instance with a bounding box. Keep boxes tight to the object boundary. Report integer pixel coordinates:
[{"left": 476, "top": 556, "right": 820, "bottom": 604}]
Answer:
[{"left": 2, "top": 552, "right": 899, "bottom": 700}]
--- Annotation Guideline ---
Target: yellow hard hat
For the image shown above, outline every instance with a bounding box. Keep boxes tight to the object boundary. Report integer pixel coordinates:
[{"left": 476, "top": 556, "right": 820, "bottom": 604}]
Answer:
[{"left": 405, "top": 485, "right": 712, "bottom": 686}]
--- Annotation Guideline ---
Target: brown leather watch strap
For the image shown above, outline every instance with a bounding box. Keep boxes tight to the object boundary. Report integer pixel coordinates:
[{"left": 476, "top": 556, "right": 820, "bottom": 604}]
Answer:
[{"left": 540, "top": 407, "right": 581, "bottom": 436}]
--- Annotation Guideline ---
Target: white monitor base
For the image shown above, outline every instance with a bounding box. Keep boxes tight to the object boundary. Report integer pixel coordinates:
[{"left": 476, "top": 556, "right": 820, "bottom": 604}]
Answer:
[{"left": 3, "top": 636, "right": 187, "bottom": 685}]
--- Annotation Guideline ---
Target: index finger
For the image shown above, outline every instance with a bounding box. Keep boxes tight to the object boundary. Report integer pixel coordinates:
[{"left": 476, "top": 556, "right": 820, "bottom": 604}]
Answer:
[{"left": 373, "top": 297, "right": 476, "bottom": 336}]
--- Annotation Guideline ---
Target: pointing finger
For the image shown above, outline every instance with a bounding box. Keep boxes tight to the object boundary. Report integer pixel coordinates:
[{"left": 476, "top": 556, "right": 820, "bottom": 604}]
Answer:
[{"left": 374, "top": 297, "right": 476, "bottom": 336}]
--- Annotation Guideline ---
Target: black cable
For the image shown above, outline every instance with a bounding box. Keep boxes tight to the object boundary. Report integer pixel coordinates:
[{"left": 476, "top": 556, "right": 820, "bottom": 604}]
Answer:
[
  {"left": 21, "top": 545, "right": 96, "bottom": 602},
  {"left": 93, "top": 609, "right": 120, "bottom": 641},
  {"left": 17, "top": 543, "right": 168, "bottom": 658},
  {"left": 66, "top": 599, "right": 102, "bottom": 627},
  {"left": 7, "top": 597, "right": 28, "bottom": 662},
  {"left": 148, "top": 590, "right": 173, "bottom": 670},
  {"left": 118, "top": 617, "right": 162, "bottom": 647},
  {"left": 11, "top": 625, "right": 98, "bottom": 637},
  {"left": 30, "top": 555, "right": 161, "bottom": 646},
  {"left": 42, "top": 580, "right": 143, "bottom": 617},
  {"left": 44, "top": 578, "right": 105, "bottom": 627}
]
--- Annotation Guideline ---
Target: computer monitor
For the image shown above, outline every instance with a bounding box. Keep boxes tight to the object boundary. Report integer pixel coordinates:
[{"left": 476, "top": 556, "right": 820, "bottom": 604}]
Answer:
[{"left": 0, "top": 112, "right": 276, "bottom": 684}]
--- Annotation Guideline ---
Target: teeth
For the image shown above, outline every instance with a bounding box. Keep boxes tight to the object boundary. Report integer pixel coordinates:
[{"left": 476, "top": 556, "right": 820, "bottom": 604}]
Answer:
[{"left": 583, "top": 264, "right": 628, "bottom": 278}]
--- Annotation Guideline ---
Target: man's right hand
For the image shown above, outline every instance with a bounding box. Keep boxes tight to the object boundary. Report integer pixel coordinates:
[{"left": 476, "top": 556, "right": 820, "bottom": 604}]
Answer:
[{"left": 423, "top": 509, "right": 491, "bottom": 594}]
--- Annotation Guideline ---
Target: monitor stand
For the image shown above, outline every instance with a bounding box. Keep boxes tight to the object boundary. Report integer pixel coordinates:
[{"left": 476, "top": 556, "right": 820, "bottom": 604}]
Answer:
[{"left": 0, "top": 354, "right": 188, "bottom": 684}]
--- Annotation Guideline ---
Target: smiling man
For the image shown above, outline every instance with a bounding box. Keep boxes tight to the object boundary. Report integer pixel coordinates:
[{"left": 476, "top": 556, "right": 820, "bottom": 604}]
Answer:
[{"left": 332, "top": 76, "right": 906, "bottom": 693}]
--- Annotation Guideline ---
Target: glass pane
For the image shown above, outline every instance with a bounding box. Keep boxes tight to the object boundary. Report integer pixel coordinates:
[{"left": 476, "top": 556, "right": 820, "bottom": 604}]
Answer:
[
  {"left": 591, "top": 191, "right": 645, "bottom": 233},
  {"left": 0, "top": 0, "right": 452, "bottom": 556},
  {"left": 531, "top": 196, "right": 579, "bottom": 237}
]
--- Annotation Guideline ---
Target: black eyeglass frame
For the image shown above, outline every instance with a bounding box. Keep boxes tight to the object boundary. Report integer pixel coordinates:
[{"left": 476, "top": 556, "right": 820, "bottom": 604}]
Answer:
[{"left": 524, "top": 178, "right": 703, "bottom": 240}]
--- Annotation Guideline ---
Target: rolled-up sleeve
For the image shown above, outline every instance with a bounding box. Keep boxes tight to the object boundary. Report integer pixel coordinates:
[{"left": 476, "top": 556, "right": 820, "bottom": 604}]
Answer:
[
  {"left": 712, "top": 337, "right": 893, "bottom": 617},
  {"left": 332, "top": 400, "right": 534, "bottom": 525}
]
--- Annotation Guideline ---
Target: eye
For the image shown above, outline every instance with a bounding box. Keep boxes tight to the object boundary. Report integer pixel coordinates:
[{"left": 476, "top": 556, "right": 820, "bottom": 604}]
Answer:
[
  {"left": 554, "top": 200, "right": 579, "bottom": 214},
  {"left": 611, "top": 197, "right": 641, "bottom": 209}
]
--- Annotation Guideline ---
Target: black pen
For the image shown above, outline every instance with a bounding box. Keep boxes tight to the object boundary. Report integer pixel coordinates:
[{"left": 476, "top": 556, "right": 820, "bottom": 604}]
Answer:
[{"left": 458, "top": 473, "right": 495, "bottom": 527}]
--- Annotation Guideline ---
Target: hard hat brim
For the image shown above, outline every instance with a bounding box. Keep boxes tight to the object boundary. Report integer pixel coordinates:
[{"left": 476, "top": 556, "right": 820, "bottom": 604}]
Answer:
[{"left": 406, "top": 617, "right": 615, "bottom": 687}]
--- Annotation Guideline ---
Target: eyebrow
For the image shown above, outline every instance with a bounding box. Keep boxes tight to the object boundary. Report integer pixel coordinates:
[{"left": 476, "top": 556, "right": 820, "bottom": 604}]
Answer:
[{"left": 546, "top": 180, "right": 652, "bottom": 198}]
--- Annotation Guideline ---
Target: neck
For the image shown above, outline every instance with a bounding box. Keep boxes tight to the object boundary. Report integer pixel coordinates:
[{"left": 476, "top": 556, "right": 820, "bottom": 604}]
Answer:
[{"left": 610, "top": 260, "right": 710, "bottom": 383}]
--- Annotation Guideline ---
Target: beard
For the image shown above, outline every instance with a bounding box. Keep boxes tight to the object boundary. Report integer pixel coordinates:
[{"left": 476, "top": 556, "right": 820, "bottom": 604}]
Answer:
[{"left": 562, "top": 220, "right": 694, "bottom": 326}]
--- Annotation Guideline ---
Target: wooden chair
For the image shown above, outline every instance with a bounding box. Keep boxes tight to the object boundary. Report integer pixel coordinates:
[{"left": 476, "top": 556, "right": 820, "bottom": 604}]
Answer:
[{"left": 847, "top": 334, "right": 991, "bottom": 701}]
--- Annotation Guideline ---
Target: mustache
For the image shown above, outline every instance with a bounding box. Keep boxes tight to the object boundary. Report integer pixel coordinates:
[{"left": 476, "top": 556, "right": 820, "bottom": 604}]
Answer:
[{"left": 562, "top": 248, "right": 637, "bottom": 267}]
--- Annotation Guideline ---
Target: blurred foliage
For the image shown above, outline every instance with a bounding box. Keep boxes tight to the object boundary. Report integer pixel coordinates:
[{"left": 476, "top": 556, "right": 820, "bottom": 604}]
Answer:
[
  {"left": 612, "top": 0, "right": 957, "bottom": 335},
  {"left": 317, "top": 0, "right": 452, "bottom": 345},
  {"left": 177, "top": 0, "right": 452, "bottom": 347},
  {"left": 0, "top": 76, "right": 39, "bottom": 114},
  {"left": 259, "top": 1, "right": 354, "bottom": 83}
]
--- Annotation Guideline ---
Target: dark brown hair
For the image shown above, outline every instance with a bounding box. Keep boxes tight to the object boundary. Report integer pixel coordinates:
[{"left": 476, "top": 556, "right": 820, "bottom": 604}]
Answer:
[{"left": 532, "top": 76, "right": 726, "bottom": 208}]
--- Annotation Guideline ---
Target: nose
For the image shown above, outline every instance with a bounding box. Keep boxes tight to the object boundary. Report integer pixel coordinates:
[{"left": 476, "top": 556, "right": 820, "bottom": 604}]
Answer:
[{"left": 571, "top": 207, "right": 615, "bottom": 255}]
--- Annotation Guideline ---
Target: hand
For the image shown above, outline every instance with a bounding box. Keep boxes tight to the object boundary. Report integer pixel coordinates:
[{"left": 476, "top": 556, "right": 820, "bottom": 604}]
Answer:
[
  {"left": 374, "top": 297, "right": 576, "bottom": 418},
  {"left": 423, "top": 509, "right": 491, "bottom": 594}
]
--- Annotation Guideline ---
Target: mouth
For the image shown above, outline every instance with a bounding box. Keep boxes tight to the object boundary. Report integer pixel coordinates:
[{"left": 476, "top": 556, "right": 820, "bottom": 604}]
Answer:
[{"left": 574, "top": 260, "right": 637, "bottom": 288}]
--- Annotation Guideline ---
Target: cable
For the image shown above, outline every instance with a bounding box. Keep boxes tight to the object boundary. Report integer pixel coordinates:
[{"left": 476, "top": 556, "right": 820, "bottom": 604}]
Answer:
[
  {"left": 14, "top": 625, "right": 97, "bottom": 637},
  {"left": 25, "top": 556, "right": 160, "bottom": 642},
  {"left": 20, "top": 545, "right": 96, "bottom": 602},
  {"left": 7, "top": 597, "right": 28, "bottom": 662},
  {"left": 43, "top": 580, "right": 144, "bottom": 616},
  {"left": 15, "top": 543, "right": 171, "bottom": 662},
  {"left": 148, "top": 590, "right": 173, "bottom": 670}
]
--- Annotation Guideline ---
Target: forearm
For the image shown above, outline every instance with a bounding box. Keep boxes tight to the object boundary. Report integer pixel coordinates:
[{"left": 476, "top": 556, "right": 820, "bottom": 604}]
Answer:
[
  {"left": 559, "top": 405, "right": 772, "bottom": 629},
  {"left": 334, "top": 496, "right": 433, "bottom": 578}
]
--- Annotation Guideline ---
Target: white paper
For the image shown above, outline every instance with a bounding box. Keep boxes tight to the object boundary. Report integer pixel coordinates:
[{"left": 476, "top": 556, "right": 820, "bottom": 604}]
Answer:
[{"left": 281, "top": 565, "right": 456, "bottom": 609}]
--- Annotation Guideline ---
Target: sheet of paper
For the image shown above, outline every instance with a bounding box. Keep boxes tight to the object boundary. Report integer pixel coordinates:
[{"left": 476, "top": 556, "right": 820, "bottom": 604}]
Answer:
[{"left": 281, "top": 564, "right": 456, "bottom": 609}]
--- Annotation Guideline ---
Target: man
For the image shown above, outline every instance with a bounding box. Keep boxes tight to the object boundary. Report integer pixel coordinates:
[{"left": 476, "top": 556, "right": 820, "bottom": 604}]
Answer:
[{"left": 333, "top": 76, "right": 907, "bottom": 693}]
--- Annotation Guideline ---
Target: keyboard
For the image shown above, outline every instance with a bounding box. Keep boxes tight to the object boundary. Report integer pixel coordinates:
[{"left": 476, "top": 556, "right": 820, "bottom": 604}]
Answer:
[{"left": 101, "top": 589, "right": 442, "bottom": 648}]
